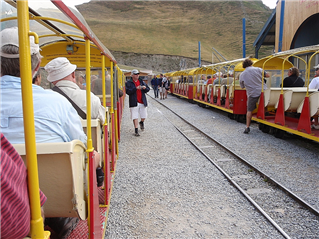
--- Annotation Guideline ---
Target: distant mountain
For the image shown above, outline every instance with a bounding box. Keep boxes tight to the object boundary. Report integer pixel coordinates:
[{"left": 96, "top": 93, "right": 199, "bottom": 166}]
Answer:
[{"left": 77, "top": 1, "right": 273, "bottom": 63}]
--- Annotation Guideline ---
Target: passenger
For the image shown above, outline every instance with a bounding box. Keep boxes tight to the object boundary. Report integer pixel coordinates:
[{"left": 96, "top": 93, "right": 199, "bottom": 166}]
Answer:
[
  {"left": 1, "top": 133, "right": 47, "bottom": 239},
  {"left": 125, "top": 69, "right": 150, "bottom": 136},
  {"left": 309, "top": 64, "right": 319, "bottom": 90},
  {"left": 221, "top": 74, "right": 234, "bottom": 85},
  {"left": 281, "top": 67, "right": 304, "bottom": 87},
  {"left": 44, "top": 57, "right": 106, "bottom": 126},
  {"left": 75, "top": 71, "right": 86, "bottom": 90},
  {"left": 151, "top": 75, "right": 159, "bottom": 98},
  {"left": 213, "top": 73, "right": 222, "bottom": 85},
  {"left": 199, "top": 74, "right": 205, "bottom": 84},
  {"left": 0, "top": 27, "right": 100, "bottom": 170},
  {"left": 239, "top": 58, "right": 270, "bottom": 134},
  {"left": 205, "top": 75, "right": 213, "bottom": 85},
  {"left": 32, "top": 68, "right": 42, "bottom": 86},
  {"left": 91, "top": 75, "right": 101, "bottom": 95}
]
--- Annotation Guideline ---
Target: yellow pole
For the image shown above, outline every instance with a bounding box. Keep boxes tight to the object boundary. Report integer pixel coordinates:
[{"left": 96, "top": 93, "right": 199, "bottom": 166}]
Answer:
[
  {"left": 85, "top": 38, "right": 93, "bottom": 151},
  {"left": 17, "top": 1, "right": 48, "bottom": 238}
]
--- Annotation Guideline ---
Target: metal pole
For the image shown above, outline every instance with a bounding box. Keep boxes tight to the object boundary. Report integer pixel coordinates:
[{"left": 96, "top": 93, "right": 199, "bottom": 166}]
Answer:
[
  {"left": 198, "top": 41, "right": 201, "bottom": 67},
  {"left": 278, "top": 0, "right": 285, "bottom": 52},
  {"left": 243, "top": 18, "right": 246, "bottom": 58}
]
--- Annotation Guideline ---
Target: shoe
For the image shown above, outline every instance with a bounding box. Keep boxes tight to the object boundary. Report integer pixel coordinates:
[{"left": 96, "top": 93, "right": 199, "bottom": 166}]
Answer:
[
  {"left": 135, "top": 132, "right": 140, "bottom": 136},
  {"left": 243, "top": 127, "right": 250, "bottom": 134},
  {"left": 96, "top": 167, "right": 104, "bottom": 187},
  {"left": 311, "top": 124, "right": 319, "bottom": 129},
  {"left": 45, "top": 217, "right": 79, "bottom": 239},
  {"left": 139, "top": 121, "right": 144, "bottom": 130}
]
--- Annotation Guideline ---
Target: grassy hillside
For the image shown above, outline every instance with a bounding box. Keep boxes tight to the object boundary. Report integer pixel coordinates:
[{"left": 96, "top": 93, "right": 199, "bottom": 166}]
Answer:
[{"left": 77, "top": 1, "right": 273, "bottom": 63}]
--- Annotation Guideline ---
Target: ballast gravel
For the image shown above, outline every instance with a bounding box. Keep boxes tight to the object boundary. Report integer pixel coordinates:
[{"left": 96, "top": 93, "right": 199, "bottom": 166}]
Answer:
[{"left": 105, "top": 95, "right": 285, "bottom": 238}]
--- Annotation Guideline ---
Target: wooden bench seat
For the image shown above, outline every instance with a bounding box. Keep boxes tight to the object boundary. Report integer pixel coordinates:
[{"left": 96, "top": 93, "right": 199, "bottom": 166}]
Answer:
[{"left": 13, "top": 140, "right": 87, "bottom": 219}]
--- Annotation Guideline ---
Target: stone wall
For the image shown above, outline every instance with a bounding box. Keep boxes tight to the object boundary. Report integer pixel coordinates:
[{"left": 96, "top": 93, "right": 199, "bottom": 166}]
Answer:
[{"left": 111, "top": 51, "right": 211, "bottom": 73}]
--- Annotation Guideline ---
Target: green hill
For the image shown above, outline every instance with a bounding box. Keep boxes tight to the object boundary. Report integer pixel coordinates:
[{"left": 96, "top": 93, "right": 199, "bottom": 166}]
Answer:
[{"left": 77, "top": 1, "right": 273, "bottom": 63}]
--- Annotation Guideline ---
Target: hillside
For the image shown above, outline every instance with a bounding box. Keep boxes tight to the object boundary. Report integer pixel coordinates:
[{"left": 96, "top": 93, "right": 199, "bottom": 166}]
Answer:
[{"left": 77, "top": 1, "right": 273, "bottom": 69}]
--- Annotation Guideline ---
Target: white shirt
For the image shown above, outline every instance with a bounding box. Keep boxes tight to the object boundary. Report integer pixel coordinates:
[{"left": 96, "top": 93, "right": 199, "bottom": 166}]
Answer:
[
  {"left": 309, "top": 76, "right": 319, "bottom": 90},
  {"left": 56, "top": 80, "right": 106, "bottom": 124},
  {"left": 0, "top": 75, "right": 87, "bottom": 144}
]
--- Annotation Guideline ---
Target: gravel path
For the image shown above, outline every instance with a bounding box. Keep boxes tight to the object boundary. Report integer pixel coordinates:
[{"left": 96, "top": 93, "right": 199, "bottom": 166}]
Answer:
[
  {"left": 106, "top": 95, "right": 284, "bottom": 238},
  {"left": 155, "top": 94, "right": 319, "bottom": 211}
]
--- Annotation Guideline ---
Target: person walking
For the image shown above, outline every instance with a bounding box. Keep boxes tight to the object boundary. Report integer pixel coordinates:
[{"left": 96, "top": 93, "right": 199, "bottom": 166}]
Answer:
[
  {"left": 151, "top": 75, "right": 159, "bottom": 98},
  {"left": 239, "top": 58, "right": 270, "bottom": 134},
  {"left": 158, "top": 74, "right": 164, "bottom": 100},
  {"left": 125, "top": 69, "right": 150, "bottom": 136}
]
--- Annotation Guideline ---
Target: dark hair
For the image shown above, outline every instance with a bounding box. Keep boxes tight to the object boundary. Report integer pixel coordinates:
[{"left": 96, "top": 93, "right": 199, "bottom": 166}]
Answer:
[
  {"left": 289, "top": 67, "right": 299, "bottom": 77},
  {"left": 242, "top": 58, "right": 253, "bottom": 69}
]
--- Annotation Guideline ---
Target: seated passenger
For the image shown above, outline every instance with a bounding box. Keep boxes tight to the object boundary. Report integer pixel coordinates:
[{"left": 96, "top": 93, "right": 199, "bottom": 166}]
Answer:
[
  {"left": 44, "top": 57, "right": 106, "bottom": 125},
  {"left": 1, "top": 133, "right": 47, "bottom": 239},
  {"left": 281, "top": 67, "right": 304, "bottom": 87},
  {"left": 206, "top": 75, "right": 213, "bottom": 85},
  {"left": 32, "top": 68, "right": 42, "bottom": 86},
  {"left": 309, "top": 64, "right": 319, "bottom": 90},
  {"left": 75, "top": 71, "right": 86, "bottom": 90},
  {"left": 221, "top": 74, "right": 234, "bottom": 85},
  {"left": 0, "top": 27, "right": 100, "bottom": 168}
]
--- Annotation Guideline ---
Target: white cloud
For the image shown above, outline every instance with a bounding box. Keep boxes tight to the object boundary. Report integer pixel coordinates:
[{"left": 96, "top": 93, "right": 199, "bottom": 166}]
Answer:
[{"left": 262, "top": 0, "right": 278, "bottom": 9}]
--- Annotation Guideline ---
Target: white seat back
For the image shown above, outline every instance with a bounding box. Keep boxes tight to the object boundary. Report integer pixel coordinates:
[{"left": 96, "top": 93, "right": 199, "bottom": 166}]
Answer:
[
  {"left": 14, "top": 140, "right": 87, "bottom": 219},
  {"left": 297, "top": 91, "right": 319, "bottom": 117}
]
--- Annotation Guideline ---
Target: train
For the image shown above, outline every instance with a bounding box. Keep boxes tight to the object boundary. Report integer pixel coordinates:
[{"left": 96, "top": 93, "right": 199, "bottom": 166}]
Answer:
[
  {"left": 1, "top": 0, "right": 124, "bottom": 238},
  {"left": 166, "top": 45, "right": 319, "bottom": 143}
]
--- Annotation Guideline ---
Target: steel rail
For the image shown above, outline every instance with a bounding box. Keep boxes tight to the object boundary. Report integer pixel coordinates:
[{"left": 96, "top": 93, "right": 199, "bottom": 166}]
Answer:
[
  {"left": 149, "top": 94, "right": 319, "bottom": 238},
  {"left": 150, "top": 95, "right": 319, "bottom": 217}
]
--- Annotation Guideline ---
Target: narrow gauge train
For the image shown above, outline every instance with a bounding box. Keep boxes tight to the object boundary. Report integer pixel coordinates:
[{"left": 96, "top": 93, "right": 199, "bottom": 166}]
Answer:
[
  {"left": 1, "top": 0, "right": 125, "bottom": 238},
  {"left": 167, "top": 45, "right": 319, "bottom": 143}
]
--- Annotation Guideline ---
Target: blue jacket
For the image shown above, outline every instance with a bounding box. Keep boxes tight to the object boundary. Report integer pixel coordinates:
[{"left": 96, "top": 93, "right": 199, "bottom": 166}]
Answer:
[
  {"left": 125, "top": 78, "right": 150, "bottom": 107},
  {"left": 151, "top": 77, "right": 158, "bottom": 86}
]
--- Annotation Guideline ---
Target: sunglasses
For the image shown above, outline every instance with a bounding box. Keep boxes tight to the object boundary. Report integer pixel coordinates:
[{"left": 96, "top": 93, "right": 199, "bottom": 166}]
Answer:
[
  {"left": 134, "top": 73, "right": 139, "bottom": 75},
  {"left": 315, "top": 68, "right": 319, "bottom": 71}
]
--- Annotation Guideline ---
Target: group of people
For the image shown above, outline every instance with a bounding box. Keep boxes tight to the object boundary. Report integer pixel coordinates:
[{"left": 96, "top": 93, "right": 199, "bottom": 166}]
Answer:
[
  {"left": 151, "top": 74, "right": 170, "bottom": 99},
  {"left": 0, "top": 27, "right": 106, "bottom": 238}
]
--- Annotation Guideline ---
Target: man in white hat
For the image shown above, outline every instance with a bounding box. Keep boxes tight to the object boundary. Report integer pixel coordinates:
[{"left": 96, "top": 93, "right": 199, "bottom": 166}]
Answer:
[
  {"left": 0, "top": 27, "right": 87, "bottom": 145},
  {"left": 125, "top": 69, "right": 150, "bottom": 136},
  {"left": 44, "top": 57, "right": 106, "bottom": 125},
  {"left": 309, "top": 64, "right": 319, "bottom": 90},
  {"left": 0, "top": 27, "right": 89, "bottom": 238}
]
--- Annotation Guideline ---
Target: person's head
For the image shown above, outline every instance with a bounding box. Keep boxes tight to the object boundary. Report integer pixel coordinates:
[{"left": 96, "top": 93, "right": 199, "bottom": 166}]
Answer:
[
  {"left": 131, "top": 69, "right": 139, "bottom": 81},
  {"left": 207, "top": 75, "right": 212, "bottom": 79},
  {"left": 45, "top": 57, "right": 77, "bottom": 84},
  {"left": 32, "top": 69, "right": 42, "bottom": 85},
  {"left": 242, "top": 58, "right": 253, "bottom": 69},
  {"left": 0, "top": 27, "right": 42, "bottom": 78},
  {"left": 314, "top": 64, "right": 319, "bottom": 77},
  {"left": 75, "top": 71, "right": 85, "bottom": 84},
  {"left": 288, "top": 67, "right": 299, "bottom": 77}
]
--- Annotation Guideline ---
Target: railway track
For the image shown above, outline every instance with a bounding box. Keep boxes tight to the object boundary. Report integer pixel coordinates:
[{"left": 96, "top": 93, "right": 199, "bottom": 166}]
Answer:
[{"left": 150, "top": 95, "right": 319, "bottom": 239}]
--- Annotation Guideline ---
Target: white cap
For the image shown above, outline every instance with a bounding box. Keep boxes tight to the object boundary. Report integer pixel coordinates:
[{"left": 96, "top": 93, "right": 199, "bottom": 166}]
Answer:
[
  {"left": 314, "top": 64, "right": 319, "bottom": 69},
  {"left": 45, "top": 57, "right": 77, "bottom": 82},
  {"left": 0, "top": 27, "right": 40, "bottom": 58},
  {"left": 131, "top": 69, "right": 139, "bottom": 75}
]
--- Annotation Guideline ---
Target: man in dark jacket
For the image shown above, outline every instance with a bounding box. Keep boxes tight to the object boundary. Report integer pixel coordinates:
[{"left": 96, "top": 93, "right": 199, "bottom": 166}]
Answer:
[
  {"left": 125, "top": 69, "right": 150, "bottom": 136},
  {"left": 151, "top": 75, "right": 159, "bottom": 98}
]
